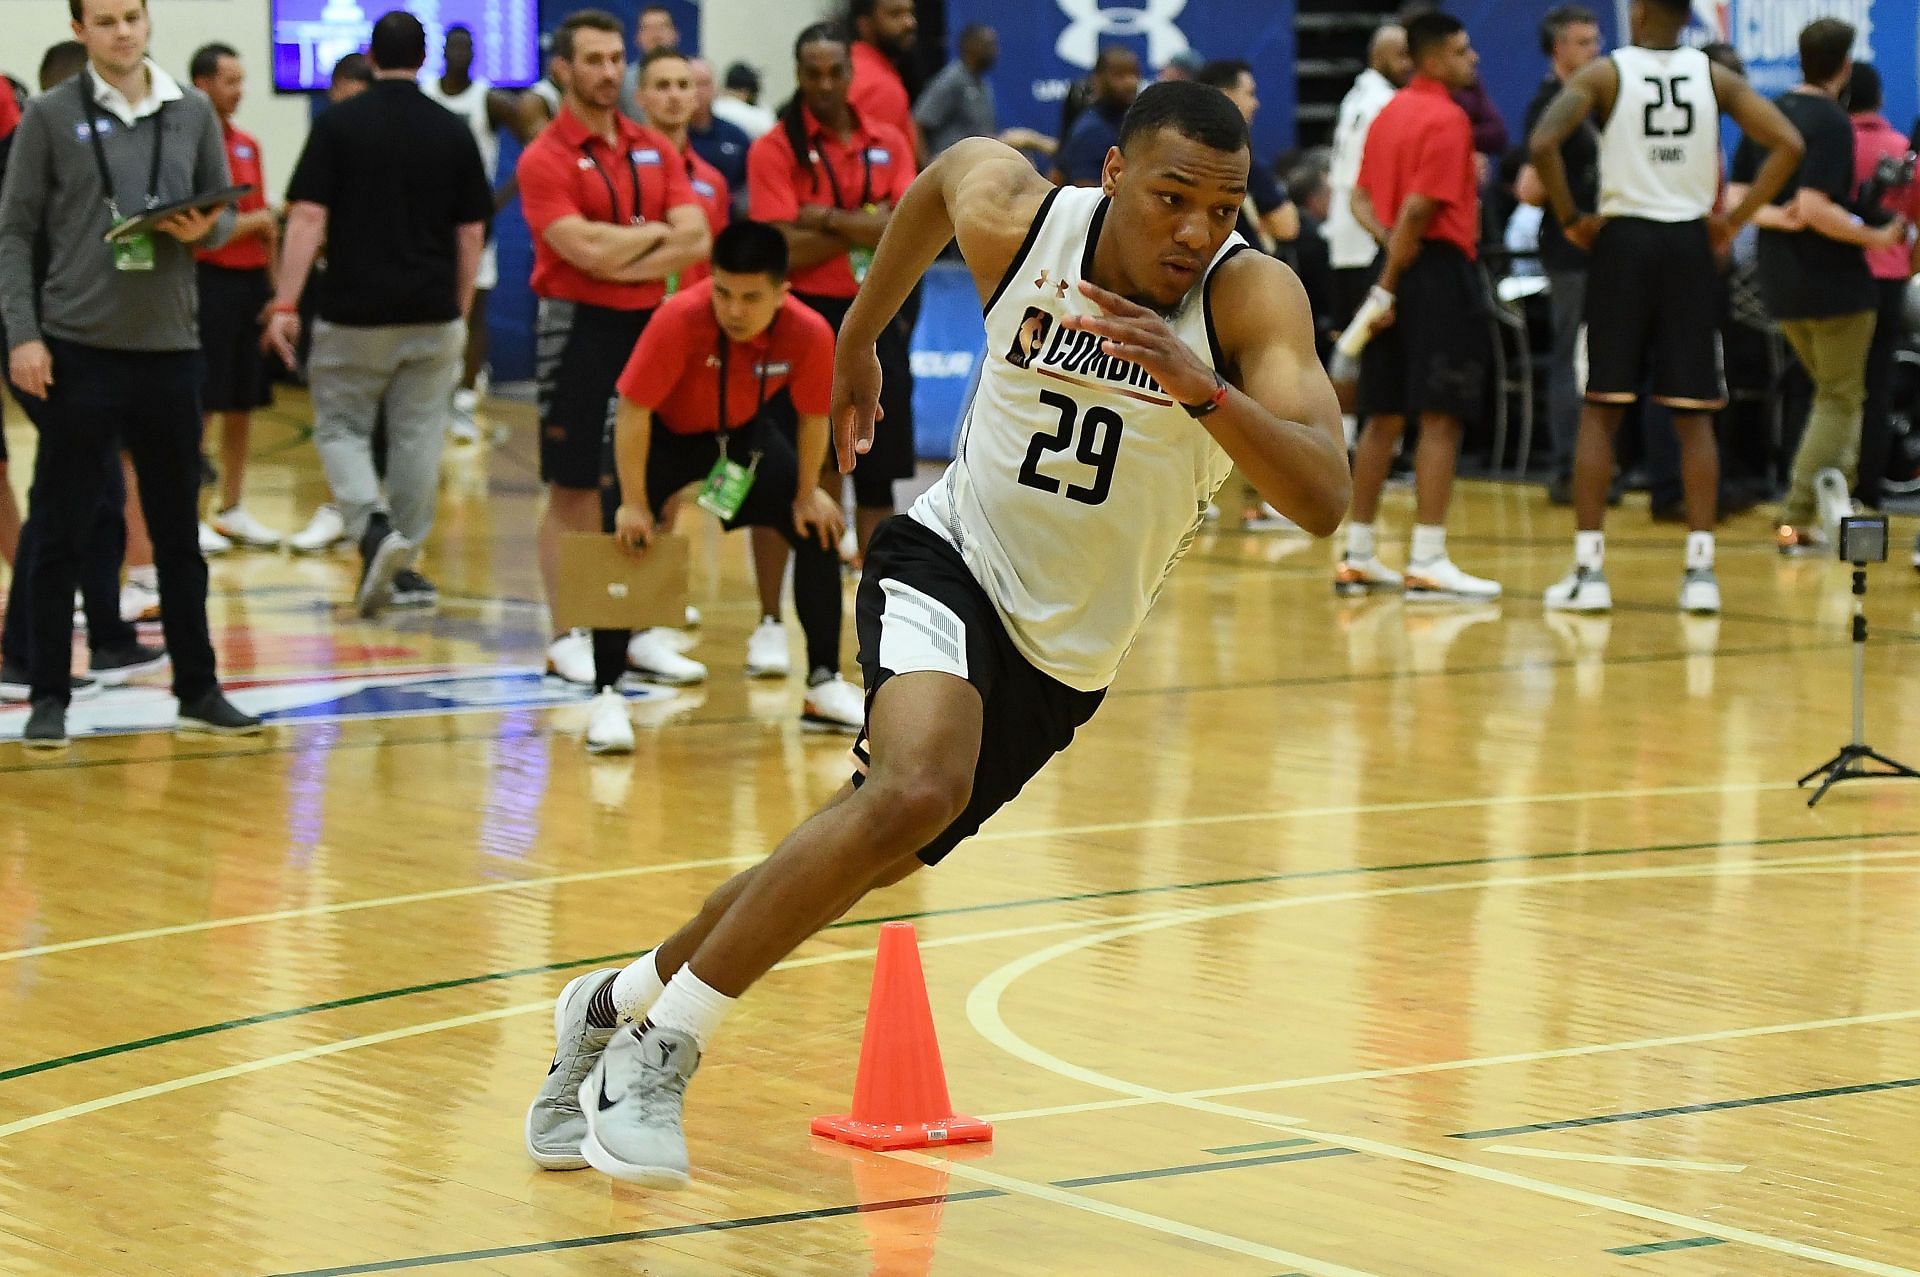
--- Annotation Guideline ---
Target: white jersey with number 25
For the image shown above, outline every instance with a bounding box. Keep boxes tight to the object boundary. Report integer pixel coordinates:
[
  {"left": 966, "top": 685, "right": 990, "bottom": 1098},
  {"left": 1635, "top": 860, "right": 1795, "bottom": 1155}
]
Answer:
[
  {"left": 910, "top": 186, "right": 1244, "bottom": 692},
  {"left": 1598, "top": 46, "right": 1720, "bottom": 222}
]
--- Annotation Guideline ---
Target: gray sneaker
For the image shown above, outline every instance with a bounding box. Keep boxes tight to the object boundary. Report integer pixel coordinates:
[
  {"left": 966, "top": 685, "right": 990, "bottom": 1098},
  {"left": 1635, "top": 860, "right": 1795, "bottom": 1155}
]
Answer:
[
  {"left": 523, "top": 969, "right": 619, "bottom": 1170},
  {"left": 577, "top": 1023, "right": 701, "bottom": 1189}
]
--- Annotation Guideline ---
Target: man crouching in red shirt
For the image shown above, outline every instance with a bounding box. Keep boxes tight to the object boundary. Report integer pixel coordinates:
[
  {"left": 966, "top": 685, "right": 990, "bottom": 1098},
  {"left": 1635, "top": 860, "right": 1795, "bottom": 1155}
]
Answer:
[{"left": 584, "top": 221, "right": 863, "bottom": 754}]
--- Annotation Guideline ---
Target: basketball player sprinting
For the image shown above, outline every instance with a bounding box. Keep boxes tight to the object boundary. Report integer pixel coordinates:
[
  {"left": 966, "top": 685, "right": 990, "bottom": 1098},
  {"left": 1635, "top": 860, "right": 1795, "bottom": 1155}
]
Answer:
[
  {"left": 1530, "top": 0, "right": 1801, "bottom": 613},
  {"left": 521, "top": 82, "right": 1350, "bottom": 1186}
]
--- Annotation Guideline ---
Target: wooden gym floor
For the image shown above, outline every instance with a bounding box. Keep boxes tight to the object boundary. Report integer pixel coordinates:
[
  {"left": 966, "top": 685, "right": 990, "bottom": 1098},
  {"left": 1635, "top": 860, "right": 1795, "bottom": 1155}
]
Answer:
[{"left": 4, "top": 391, "right": 1920, "bottom": 1276}]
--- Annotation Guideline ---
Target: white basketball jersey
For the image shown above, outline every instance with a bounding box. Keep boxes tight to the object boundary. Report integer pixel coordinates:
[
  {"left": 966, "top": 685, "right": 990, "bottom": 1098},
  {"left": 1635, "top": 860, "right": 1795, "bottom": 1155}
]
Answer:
[
  {"left": 422, "top": 76, "right": 499, "bottom": 182},
  {"left": 1598, "top": 46, "right": 1720, "bottom": 221},
  {"left": 910, "top": 187, "right": 1242, "bottom": 692}
]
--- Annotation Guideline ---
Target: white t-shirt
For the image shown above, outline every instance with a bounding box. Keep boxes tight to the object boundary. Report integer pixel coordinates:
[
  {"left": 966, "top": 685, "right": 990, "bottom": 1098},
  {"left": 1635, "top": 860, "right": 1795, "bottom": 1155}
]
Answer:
[{"left": 1324, "top": 68, "right": 1399, "bottom": 269}]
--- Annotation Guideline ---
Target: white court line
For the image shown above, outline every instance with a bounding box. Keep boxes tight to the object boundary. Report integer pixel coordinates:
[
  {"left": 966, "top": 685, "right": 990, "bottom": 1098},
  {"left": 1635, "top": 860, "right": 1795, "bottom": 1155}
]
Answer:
[
  {"left": 983, "top": 1003, "right": 1920, "bottom": 1124},
  {"left": 965, "top": 854, "right": 1920, "bottom": 1277},
  {"left": 0, "top": 778, "right": 1807, "bottom": 965},
  {"left": 0, "top": 852, "right": 763, "bottom": 964},
  {"left": 0, "top": 909, "right": 1190, "bottom": 1142},
  {"left": 1485, "top": 1145, "right": 1747, "bottom": 1173},
  {"left": 887, "top": 1149, "right": 1385, "bottom": 1277}
]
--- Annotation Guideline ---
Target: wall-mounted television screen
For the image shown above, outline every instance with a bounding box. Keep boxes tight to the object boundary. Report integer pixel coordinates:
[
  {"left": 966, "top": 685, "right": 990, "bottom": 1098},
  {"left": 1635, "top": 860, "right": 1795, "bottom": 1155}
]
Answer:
[{"left": 272, "top": 0, "right": 540, "bottom": 92}]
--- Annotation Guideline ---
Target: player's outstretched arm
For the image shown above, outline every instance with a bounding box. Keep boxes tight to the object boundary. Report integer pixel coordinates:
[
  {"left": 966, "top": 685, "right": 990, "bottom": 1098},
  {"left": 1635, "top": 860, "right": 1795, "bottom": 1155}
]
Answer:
[
  {"left": 1207, "top": 255, "right": 1350, "bottom": 536},
  {"left": 833, "top": 138, "right": 1049, "bottom": 470}
]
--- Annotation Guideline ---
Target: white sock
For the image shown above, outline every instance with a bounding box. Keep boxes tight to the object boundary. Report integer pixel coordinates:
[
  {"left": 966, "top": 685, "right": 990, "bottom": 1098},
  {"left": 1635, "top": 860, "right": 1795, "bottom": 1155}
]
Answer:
[
  {"left": 1410, "top": 524, "right": 1447, "bottom": 565},
  {"left": 1344, "top": 522, "right": 1377, "bottom": 561},
  {"left": 1575, "top": 531, "right": 1605, "bottom": 571},
  {"left": 611, "top": 948, "right": 667, "bottom": 1021},
  {"left": 645, "top": 965, "right": 737, "bottom": 1051},
  {"left": 128, "top": 565, "right": 157, "bottom": 589},
  {"left": 1686, "top": 530, "right": 1715, "bottom": 571}
]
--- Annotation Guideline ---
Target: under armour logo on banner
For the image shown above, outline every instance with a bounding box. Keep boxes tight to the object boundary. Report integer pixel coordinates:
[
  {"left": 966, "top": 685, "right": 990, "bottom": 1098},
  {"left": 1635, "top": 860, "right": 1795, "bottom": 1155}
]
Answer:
[{"left": 1055, "top": 0, "right": 1191, "bottom": 70}]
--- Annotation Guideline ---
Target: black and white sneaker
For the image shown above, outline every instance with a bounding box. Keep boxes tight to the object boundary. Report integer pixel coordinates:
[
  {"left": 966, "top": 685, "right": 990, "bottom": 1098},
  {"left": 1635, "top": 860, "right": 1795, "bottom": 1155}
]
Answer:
[
  {"left": 354, "top": 514, "right": 415, "bottom": 619},
  {"left": 23, "top": 698, "right": 68, "bottom": 750},
  {"left": 391, "top": 569, "right": 438, "bottom": 609},
  {"left": 90, "top": 641, "right": 169, "bottom": 686},
  {"left": 1, "top": 664, "right": 99, "bottom": 703},
  {"left": 176, "top": 689, "right": 266, "bottom": 737}
]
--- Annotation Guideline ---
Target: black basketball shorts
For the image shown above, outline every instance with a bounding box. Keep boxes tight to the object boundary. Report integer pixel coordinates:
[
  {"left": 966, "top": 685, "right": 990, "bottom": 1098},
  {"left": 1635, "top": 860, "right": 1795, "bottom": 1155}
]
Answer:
[
  {"left": 851, "top": 516, "right": 1105, "bottom": 866},
  {"left": 1583, "top": 217, "right": 1727, "bottom": 409},
  {"left": 535, "top": 300, "right": 652, "bottom": 489},
  {"left": 1356, "top": 241, "right": 1493, "bottom": 423}
]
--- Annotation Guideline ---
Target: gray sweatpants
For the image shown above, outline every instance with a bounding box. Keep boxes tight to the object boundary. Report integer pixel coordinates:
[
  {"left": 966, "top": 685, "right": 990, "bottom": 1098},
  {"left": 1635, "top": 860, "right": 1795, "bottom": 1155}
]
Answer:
[{"left": 309, "top": 318, "right": 462, "bottom": 545}]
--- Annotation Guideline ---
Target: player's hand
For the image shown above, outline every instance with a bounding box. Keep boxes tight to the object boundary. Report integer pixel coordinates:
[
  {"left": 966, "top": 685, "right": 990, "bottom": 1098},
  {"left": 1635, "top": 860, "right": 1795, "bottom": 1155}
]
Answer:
[
  {"left": 1564, "top": 214, "right": 1606, "bottom": 252},
  {"left": 1707, "top": 213, "right": 1738, "bottom": 256},
  {"left": 9, "top": 340, "right": 53, "bottom": 399},
  {"left": 792, "top": 487, "right": 845, "bottom": 550},
  {"left": 1061, "top": 280, "right": 1218, "bottom": 405},
  {"left": 1871, "top": 216, "right": 1909, "bottom": 249},
  {"left": 614, "top": 502, "right": 653, "bottom": 554},
  {"left": 263, "top": 310, "right": 301, "bottom": 369},
  {"left": 831, "top": 342, "right": 884, "bottom": 474},
  {"left": 156, "top": 206, "right": 220, "bottom": 244}
]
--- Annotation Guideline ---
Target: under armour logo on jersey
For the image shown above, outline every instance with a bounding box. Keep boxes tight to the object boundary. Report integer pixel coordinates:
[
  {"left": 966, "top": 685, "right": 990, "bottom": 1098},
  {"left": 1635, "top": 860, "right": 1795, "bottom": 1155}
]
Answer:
[
  {"left": 1055, "top": 0, "right": 1191, "bottom": 71},
  {"left": 1033, "top": 270, "right": 1069, "bottom": 299}
]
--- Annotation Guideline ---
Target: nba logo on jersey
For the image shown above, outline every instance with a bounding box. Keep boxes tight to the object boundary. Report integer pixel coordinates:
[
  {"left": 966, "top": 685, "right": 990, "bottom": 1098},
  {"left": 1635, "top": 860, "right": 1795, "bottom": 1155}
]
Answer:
[{"left": 1005, "top": 308, "right": 1053, "bottom": 370}]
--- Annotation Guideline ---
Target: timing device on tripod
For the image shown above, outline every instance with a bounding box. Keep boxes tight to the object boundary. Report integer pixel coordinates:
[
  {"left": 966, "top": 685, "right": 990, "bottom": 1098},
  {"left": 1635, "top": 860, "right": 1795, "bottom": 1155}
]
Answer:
[{"left": 1798, "top": 514, "right": 1920, "bottom": 806}]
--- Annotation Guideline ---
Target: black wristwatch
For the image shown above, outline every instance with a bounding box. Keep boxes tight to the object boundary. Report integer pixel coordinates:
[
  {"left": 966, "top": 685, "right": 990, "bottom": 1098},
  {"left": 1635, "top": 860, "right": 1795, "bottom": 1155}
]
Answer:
[{"left": 1181, "top": 372, "right": 1229, "bottom": 419}]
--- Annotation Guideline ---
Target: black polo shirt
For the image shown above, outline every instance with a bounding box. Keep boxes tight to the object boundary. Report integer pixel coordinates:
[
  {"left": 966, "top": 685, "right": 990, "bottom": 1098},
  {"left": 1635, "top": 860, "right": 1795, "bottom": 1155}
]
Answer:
[
  {"left": 1731, "top": 91, "right": 1875, "bottom": 321},
  {"left": 285, "top": 79, "right": 493, "bottom": 326},
  {"left": 1523, "top": 74, "right": 1598, "bottom": 273}
]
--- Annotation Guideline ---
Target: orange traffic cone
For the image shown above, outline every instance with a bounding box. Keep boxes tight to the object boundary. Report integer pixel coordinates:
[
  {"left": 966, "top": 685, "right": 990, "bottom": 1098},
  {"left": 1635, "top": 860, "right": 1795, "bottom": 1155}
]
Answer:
[{"left": 811, "top": 921, "right": 994, "bottom": 1151}]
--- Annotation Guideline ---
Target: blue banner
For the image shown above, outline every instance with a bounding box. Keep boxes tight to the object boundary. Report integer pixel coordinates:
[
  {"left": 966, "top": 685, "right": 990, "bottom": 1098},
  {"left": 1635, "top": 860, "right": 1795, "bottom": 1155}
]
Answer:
[
  {"left": 910, "top": 263, "right": 986, "bottom": 461},
  {"left": 945, "top": 0, "right": 1298, "bottom": 164},
  {"left": 1707, "top": 0, "right": 1915, "bottom": 130}
]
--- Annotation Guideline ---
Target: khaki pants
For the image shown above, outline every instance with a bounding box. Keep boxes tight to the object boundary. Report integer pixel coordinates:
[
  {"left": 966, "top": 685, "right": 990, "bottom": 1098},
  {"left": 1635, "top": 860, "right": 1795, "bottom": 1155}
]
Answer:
[{"left": 1777, "top": 309, "right": 1876, "bottom": 527}]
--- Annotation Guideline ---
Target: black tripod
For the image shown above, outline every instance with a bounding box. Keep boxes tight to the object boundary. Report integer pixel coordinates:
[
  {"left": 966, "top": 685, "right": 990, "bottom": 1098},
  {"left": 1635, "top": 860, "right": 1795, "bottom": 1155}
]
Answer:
[{"left": 1798, "top": 564, "right": 1920, "bottom": 806}]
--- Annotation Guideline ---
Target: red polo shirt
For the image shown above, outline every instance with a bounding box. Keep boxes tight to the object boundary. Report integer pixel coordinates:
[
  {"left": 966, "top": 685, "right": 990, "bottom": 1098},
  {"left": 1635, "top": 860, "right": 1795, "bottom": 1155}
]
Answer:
[
  {"left": 747, "top": 104, "right": 915, "bottom": 299},
  {"left": 616, "top": 279, "right": 836, "bottom": 436},
  {"left": 197, "top": 120, "right": 270, "bottom": 271},
  {"left": 849, "top": 41, "right": 915, "bottom": 153},
  {"left": 518, "top": 104, "right": 699, "bottom": 310},
  {"left": 676, "top": 140, "right": 730, "bottom": 288},
  {"left": 1356, "top": 76, "right": 1479, "bottom": 260}
]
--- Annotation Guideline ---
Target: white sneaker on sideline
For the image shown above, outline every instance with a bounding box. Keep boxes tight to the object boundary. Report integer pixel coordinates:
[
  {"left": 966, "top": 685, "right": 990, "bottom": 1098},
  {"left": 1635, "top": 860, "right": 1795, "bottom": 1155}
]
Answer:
[
  {"left": 212, "top": 506, "right": 284, "bottom": 549},
  {"left": 546, "top": 630, "right": 595, "bottom": 686},
  {"left": 1333, "top": 556, "right": 1403, "bottom": 596},
  {"left": 120, "top": 579, "right": 161, "bottom": 623},
  {"left": 199, "top": 522, "right": 233, "bottom": 556},
  {"left": 1543, "top": 566, "right": 1611, "bottom": 612},
  {"left": 627, "top": 630, "right": 707, "bottom": 685},
  {"left": 449, "top": 387, "right": 481, "bottom": 445},
  {"left": 1242, "top": 503, "right": 1302, "bottom": 532},
  {"left": 745, "top": 618, "right": 790, "bottom": 678},
  {"left": 585, "top": 688, "right": 635, "bottom": 754},
  {"left": 801, "top": 675, "right": 864, "bottom": 733},
  {"left": 1813, "top": 467, "right": 1853, "bottom": 546},
  {"left": 289, "top": 504, "right": 347, "bottom": 554},
  {"left": 1679, "top": 568, "right": 1721, "bottom": 614},
  {"left": 1404, "top": 557, "right": 1502, "bottom": 602},
  {"left": 684, "top": 605, "right": 702, "bottom": 628}
]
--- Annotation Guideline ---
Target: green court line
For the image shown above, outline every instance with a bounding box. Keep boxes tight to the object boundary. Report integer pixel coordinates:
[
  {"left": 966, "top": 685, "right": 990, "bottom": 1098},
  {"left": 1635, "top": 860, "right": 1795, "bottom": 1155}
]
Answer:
[
  {"left": 1605, "top": 1236, "right": 1726, "bottom": 1257},
  {"left": 1205, "top": 1138, "right": 1316, "bottom": 1155},
  {"left": 1, "top": 828, "right": 1909, "bottom": 1085}
]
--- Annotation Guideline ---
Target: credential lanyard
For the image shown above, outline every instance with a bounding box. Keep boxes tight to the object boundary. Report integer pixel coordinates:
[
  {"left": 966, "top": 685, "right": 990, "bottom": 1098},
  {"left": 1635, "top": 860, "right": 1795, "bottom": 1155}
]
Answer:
[
  {"left": 814, "top": 139, "right": 875, "bottom": 211},
  {"left": 582, "top": 141, "right": 644, "bottom": 224},
  {"left": 78, "top": 75, "right": 166, "bottom": 221},
  {"left": 714, "top": 312, "right": 779, "bottom": 463}
]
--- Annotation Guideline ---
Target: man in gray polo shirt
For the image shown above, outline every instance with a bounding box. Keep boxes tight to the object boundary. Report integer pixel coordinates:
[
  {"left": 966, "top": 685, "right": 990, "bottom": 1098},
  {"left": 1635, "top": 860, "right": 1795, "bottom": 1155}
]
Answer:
[{"left": 0, "top": 0, "right": 264, "bottom": 749}]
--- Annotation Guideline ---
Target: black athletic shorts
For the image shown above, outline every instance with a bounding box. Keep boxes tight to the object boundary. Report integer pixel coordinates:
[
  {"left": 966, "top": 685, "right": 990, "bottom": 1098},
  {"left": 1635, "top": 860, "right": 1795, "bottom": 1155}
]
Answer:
[
  {"left": 536, "top": 299, "right": 652, "bottom": 489},
  {"left": 797, "top": 290, "right": 917, "bottom": 502},
  {"left": 595, "top": 413, "right": 806, "bottom": 531},
  {"left": 1356, "top": 241, "right": 1492, "bottom": 422},
  {"left": 1583, "top": 217, "right": 1727, "bottom": 409},
  {"left": 1331, "top": 264, "right": 1379, "bottom": 332},
  {"left": 851, "top": 516, "right": 1106, "bottom": 866},
  {"left": 196, "top": 263, "right": 274, "bottom": 413}
]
